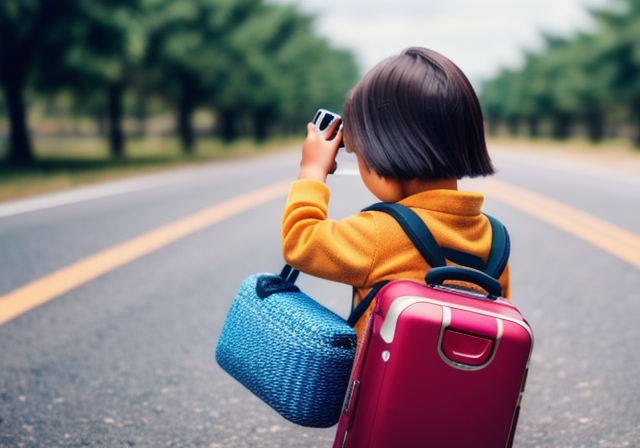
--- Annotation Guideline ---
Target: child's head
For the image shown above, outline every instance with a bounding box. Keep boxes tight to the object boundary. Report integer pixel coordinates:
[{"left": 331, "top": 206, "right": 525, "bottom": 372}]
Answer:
[{"left": 343, "top": 47, "right": 494, "bottom": 181}]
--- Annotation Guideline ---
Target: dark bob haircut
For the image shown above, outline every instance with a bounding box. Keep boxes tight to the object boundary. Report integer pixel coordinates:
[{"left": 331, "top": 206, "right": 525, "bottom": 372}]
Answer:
[{"left": 343, "top": 47, "right": 494, "bottom": 180}]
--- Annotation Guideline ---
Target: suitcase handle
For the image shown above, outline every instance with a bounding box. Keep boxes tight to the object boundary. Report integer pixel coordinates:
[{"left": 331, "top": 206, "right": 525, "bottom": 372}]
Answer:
[{"left": 425, "top": 267, "right": 502, "bottom": 299}]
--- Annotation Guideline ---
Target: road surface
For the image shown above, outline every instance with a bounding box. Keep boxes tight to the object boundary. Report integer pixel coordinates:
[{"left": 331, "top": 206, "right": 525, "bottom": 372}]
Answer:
[{"left": 1, "top": 146, "right": 639, "bottom": 447}]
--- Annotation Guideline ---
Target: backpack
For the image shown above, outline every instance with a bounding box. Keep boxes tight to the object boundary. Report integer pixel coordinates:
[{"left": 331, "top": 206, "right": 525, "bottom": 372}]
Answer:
[{"left": 347, "top": 202, "right": 510, "bottom": 328}]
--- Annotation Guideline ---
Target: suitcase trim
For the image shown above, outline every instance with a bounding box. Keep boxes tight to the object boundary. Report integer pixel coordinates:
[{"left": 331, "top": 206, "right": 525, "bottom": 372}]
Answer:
[{"left": 380, "top": 295, "right": 534, "bottom": 343}]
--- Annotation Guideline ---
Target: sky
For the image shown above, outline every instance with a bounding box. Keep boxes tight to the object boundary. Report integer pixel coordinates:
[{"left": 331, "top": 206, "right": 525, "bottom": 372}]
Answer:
[{"left": 267, "top": 0, "right": 612, "bottom": 88}]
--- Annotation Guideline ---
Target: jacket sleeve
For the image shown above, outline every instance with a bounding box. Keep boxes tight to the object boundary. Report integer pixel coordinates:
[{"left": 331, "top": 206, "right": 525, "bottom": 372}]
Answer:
[{"left": 281, "top": 180, "right": 378, "bottom": 287}]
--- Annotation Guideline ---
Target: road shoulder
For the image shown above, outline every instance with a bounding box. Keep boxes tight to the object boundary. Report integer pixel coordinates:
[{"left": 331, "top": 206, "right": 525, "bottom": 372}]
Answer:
[{"left": 487, "top": 138, "right": 640, "bottom": 176}]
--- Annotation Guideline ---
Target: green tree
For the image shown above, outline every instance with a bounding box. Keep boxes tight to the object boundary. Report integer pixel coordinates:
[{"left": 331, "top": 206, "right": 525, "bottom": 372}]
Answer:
[
  {"left": 591, "top": 0, "right": 640, "bottom": 145},
  {"left": 1, "top": 0, "right": 360, "bottom": 163},
  {"left": 536, "top": 36, "right": 580, "bottom": 139},
  {"left": 480, "top": 0, "right": 640, "bottom": 145},
  {"left": 481, "top": 68, "right": 526, "bottom": 136},
  {"left": 557, "top": 32, "right": 614, "bottom": 141},
  {"left": 33, "top": 0, "right": 146, "bottom": 157},
  {"left": 0, "top": 0, "right": 71, "bottom": 164},
  {"left": 222, "top": 4, "right": 303, "bottom": 141},
  {"left": 144, "top": 0, "right": 358, "bottom": 146},
  {"left": 223, "top": 4, "right": 358, "bottom": 141},
  {"left": 263, "top": 13, "right": 359, "bottom": 135},
  {"left": 144, "top": 0, "right": 262, "bottom": 151},
  {"left": 479, "top": 70, "right": 509, "bottom": 136}
]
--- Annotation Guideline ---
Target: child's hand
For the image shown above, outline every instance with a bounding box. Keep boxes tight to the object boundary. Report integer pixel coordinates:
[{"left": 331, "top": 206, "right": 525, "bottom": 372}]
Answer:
[{"left": 298, "top": 121, "right": 342, "bottom": 183}]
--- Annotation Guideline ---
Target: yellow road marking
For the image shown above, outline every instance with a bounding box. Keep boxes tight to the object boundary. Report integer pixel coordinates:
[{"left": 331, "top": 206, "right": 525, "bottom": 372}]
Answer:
[
  {"left": 0, "top": 180, "right": 292, "bottom": 326},
  {"left": 474, "top": 178, "right": 640, "bottom": 269},
  {"left": 1, "top": 176, "right": 638, "bottom": 326}
]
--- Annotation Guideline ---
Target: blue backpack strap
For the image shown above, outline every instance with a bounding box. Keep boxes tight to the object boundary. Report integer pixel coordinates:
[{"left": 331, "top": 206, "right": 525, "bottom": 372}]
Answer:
[
  {"left": 364, "top": 203, "right": 510, "bottom": 278},
  {"left": 362, "top": 202, "right": 446, "bottom": 269},
  {"left": 346, "top": 281, "right": 390, "bottom": 328},
  {"left": 279, "top": 264, "right": 300, "bottom": 283},
  {"left": 347, "top": 203, "right": 444, "bottom": 328},
  {"left": 483, "top": 213, "right": 510, "bottom": 279},
  {"left": 348, "top": 203, "right": 510, "bottom": 327}
]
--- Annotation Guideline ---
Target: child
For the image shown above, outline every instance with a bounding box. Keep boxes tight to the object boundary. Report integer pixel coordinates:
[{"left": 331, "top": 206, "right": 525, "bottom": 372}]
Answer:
[{"left": 281, "top": 47, "right": 510, "bottom": 338}]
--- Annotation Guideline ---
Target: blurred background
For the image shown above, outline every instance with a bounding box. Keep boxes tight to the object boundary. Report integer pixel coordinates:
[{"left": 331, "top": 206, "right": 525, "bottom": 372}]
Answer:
[
  {"left": 0, "top": 0, "right": 359, "bottom": 169},
  {"left": 1, "top": 3, "right": 639, "bottom": 446},
  {"left": 0, "top": 0, "right": 638, "bottom": 197}
]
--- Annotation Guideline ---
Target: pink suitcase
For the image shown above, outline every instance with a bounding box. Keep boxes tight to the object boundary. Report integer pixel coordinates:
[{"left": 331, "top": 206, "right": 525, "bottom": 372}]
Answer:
[{"left": 333, "top": 272, "right": 533, "bottom": 448}]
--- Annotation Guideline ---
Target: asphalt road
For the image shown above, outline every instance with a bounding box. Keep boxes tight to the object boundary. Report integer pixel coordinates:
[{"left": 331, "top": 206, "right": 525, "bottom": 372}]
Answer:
[{"left": 0, "top": 147, "right": 639, "bottom": 448}]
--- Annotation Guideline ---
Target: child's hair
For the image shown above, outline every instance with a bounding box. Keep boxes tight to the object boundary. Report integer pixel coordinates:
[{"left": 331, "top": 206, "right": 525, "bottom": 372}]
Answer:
[{"left": 343, "top": 47, "right": 495, "bottom": 181}]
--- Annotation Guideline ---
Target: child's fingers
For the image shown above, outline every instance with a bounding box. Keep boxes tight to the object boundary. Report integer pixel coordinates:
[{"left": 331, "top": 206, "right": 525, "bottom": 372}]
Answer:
[
  {"left": 306, "top": 120, "right": 342, "bottom": 153},
  {"left": 324, "top": 119, "right": 343, "bottom": 151},
  {"left": 299, "top": 119, "right": 342, "bottom": 180},
  {"left": 306, "top": 122, "right": 319, "bottom": 139},
  {"left": 326, "top": 118, "right": 342, "bottom": 139}
]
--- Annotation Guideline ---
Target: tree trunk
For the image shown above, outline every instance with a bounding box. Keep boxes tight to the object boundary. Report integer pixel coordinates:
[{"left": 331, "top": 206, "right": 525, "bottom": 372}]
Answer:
[
  {"left": 220, "top": 109, "right": 238, "bottom": 143},
  {"left": 486, "top": 115, "right": 499, "bottom": 137},
  {"left": 107, "top": 82, "right": 125, "bottom": 158},
  {"left": 93, "top": 107, "right": 107, "bottom": 137},
  {"left": 253, "top": 107, "right": 271, "bottom": 142},
  {"left": 177, "top": 85, "right": 195, "bottom": 153},
  {"left": 633, "top": 99, "right": 640, "bottom": 148},
  {"left": 3, "top": 75, "right": 34, "bottom": 164},
  {"left": 0, "top": 0, "right": 60, "bottom": 164},
  {"left": 528, "top": 117, "right": 540, "bottom": 138},
  {"left": 134, "top": 95, "right": 147, "bottom": 139},
  {"left": 586, "top": 110, "right": 604, "bottom": 143},
  {"left": 506, "top": 117, "right": 519, "bottom": 136},
  {"left": 552, "top": 113, "right": 572, "bottom": 140}
]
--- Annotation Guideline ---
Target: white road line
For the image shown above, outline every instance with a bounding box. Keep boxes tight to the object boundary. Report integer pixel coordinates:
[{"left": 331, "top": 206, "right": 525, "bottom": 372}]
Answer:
[
  {"left": 0, "top": 171, "right": 193, "bottom": 218},
  {"left": 0, "top": 180, "right": 293, "bottom": 325}
]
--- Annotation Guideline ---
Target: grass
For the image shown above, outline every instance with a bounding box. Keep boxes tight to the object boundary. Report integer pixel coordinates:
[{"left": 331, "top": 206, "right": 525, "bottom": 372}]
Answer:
[
  {"left": 2, "top": 134, "right": 639, "bottom": 204},
  {"left": 0, "top": 135, "right": 302, "bottom": 202},
  {"left": 486, "top": 134, "right": 639, "bottom": 152}
]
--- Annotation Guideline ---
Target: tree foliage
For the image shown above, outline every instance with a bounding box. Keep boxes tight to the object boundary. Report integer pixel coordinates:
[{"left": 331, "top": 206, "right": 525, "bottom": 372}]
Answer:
[
  {"left": 0, "top": 0, "right": 359, "bottom": 163},
  {"left": 34, "top": 0, "right": 147, "bottom": 157},
  {"left": 480, "top": 0, "right": 640, "bottom": 146}
]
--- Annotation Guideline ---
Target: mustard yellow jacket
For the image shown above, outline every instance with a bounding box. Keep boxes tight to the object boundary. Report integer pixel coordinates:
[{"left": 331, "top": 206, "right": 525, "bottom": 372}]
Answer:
[{"left": 282, "top": 179, "right": 511, "bottom": 337}]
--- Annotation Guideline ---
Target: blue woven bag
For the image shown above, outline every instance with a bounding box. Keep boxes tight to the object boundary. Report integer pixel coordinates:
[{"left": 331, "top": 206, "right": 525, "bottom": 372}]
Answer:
[{"left": 215, "top": 265, "right": 357, "bottom": 428}]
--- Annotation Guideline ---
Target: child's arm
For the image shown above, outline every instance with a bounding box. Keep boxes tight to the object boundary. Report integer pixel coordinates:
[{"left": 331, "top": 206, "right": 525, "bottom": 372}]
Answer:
[
  {"left": 282, "top": 121, "right": 377, "bottom": 286},
  {"left": 281, "top": 180, "right": 377, "bottom": 287},
  {"left": 297, "top": 122, "right": 342, "bottom": 183}
]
